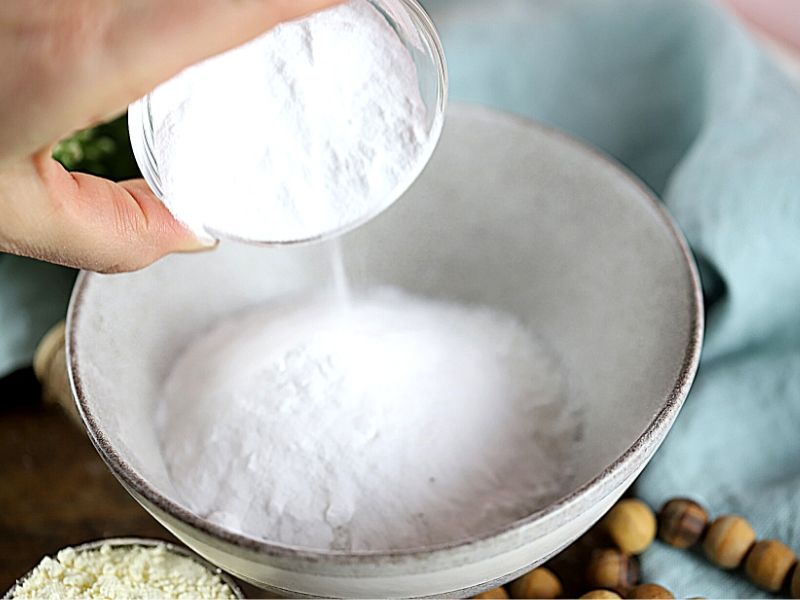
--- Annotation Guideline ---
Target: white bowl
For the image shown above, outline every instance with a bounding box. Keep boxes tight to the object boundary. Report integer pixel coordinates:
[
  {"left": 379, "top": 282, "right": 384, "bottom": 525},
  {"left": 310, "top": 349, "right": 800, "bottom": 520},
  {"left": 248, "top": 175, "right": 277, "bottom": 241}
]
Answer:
[{"left": 67, "top": 104, "right": 703, "bottom": 598}]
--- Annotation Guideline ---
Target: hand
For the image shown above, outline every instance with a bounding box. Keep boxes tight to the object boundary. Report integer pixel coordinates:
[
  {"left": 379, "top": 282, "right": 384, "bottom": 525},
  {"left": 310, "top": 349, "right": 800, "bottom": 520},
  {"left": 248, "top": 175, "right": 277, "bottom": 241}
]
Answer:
[{"left": 0, "top": 0, "right": 341, "bottom": 273}]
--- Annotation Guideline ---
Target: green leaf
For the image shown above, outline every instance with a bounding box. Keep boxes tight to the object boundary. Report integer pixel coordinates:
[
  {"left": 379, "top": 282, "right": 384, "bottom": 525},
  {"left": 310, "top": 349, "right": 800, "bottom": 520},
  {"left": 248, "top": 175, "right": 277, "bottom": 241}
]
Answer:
[{"left": 52, "top": 114, "right": 141, "bottom": 182}]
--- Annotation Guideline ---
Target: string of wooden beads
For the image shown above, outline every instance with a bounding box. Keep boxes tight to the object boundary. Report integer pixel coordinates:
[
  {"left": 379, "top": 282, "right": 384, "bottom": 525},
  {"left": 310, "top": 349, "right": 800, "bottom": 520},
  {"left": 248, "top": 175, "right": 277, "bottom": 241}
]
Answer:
[
  {"left": 604, "top": 499, "right": 657, "bottom": 555},
  {"left": 579, "top": 591, "right": 621, "bottom": 599},
  {"left": 470, "top": 496, "right": 799, "bottom": 599},
  {"left": 703, "top": 514, "right": 756, "bottom": 569},
  {"left": 585, "top": 548, "right": 639, "bottom": 596},
  {"left": 658, "top": 498, "right": 707, "bottom": 548},
  {"left": 510, "top": 567, "right": 564, "bottom": 599},
  {"left": 656, "top": 498, "right": 798, "bottom": 595}
]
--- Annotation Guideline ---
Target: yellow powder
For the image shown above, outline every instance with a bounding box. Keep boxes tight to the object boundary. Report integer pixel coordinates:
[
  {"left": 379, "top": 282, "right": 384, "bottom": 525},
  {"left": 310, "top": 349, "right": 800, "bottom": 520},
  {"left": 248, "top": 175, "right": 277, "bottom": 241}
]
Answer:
[{"left": 12, "top": 544, "right": 237, "bottom": 599}]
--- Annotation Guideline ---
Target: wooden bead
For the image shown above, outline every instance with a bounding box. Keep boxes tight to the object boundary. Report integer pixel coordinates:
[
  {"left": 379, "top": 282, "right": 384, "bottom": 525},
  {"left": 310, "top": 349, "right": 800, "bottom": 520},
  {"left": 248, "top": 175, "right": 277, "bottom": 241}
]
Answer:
[
  {"left": 473, "top": 587, "right": 509, "bottom": 599},
  {"left": 33, "top": 320, "right": 81, "bottom": 425},
  {"left": 586, "top": 548, "right": 639, "bottom": 595},
  {"left": 627, "top": 583, "right": 674, "bottom": 599},
  {"left": 510, "top": 567, "right": 563, "bottom": 599},
  {"left": 703, "top": 515, "right": 756, "bottom": 569},
  {"left": 603, "top": 499, "right": 657, "bottom": 555},
  {"left": 744, "top": 539, "right": 797, "bottom": 592},
  {"left": 580, "top": 591, "right": 622, "bottom": 599},
  {"left": 658, "top": 498, "right": 708, "bottom": 549},
  {"left": 791, "top": 563, "right": 800, "bottom": 599}
]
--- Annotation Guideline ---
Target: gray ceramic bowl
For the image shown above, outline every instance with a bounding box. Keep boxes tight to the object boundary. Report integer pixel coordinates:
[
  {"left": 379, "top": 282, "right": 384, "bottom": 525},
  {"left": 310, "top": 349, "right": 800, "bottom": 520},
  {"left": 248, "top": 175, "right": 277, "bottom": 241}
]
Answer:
[
  {"left": 3, "top": 538, "right": 244, "bottom": 599},
  {"left": 67, "top": 105, "right": 703, "bottom": 598}
]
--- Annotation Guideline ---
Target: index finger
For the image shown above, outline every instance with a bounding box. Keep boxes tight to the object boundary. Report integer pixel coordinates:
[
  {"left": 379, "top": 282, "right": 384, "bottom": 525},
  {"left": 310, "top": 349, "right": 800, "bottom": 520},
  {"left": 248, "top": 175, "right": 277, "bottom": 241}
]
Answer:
[
  {"left": 109, "top": 0, "right": 345, "bottom": 108},
  {"left": 0, "top": 0, "right": 343, "bottom": 161}
]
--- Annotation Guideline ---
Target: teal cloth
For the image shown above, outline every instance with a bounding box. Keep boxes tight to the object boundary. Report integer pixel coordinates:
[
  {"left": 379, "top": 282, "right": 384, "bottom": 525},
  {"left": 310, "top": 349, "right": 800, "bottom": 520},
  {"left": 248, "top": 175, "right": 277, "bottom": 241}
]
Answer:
[
  {"left": 421, "top": 0, "right": 800, "bottom": 596},
  {"left": 2, "top": 0, "right": 799, "bottom": 596},
  {"left": 0, "top": 256, "right": 74, "bottom": 375}
]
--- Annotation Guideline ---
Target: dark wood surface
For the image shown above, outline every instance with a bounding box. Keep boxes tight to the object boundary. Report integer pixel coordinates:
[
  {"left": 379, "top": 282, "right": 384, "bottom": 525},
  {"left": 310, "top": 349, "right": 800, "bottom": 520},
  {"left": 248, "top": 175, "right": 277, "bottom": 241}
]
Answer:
[
  {"left": 0, "top": 369, "right": 261, "bottom": 598},
  {"left": 0, "top": 369, "right": 175, "bottom": 593}
]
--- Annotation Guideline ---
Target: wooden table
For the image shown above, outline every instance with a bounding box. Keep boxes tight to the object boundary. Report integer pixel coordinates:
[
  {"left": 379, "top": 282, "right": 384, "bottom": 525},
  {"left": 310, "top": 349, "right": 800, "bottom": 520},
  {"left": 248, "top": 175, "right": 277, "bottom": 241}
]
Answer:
[{"left": 0, "top": 368, "right": 174, "bottom": 593}]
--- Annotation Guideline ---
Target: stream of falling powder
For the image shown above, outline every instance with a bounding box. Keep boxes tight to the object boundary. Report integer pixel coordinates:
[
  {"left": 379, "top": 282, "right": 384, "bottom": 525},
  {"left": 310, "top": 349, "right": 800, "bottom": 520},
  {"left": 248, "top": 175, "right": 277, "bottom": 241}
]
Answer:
[{"left": 329, "top": 239, "right": 352, "bottom": 311}]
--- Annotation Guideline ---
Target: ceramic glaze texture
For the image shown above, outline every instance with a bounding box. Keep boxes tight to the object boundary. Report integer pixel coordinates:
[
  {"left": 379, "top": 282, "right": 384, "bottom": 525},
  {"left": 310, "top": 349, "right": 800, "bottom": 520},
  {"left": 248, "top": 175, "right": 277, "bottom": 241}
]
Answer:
[{"left": 67, "top": 105, "right": 703, "bottom": 598}]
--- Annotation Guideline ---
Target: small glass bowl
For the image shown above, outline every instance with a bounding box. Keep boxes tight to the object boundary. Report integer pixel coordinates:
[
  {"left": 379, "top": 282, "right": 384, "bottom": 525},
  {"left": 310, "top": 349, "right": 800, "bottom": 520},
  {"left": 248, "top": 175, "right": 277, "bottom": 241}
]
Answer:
[
  {"left": 3, "top": 538, "right": 244, "bottom": 599},
  {"left": 128, "top": 0, "right": 448, "bottom": 245}
]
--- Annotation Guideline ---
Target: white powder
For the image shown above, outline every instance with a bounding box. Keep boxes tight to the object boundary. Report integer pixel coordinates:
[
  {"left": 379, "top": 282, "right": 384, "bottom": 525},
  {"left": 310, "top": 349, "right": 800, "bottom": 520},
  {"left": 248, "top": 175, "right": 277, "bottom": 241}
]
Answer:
[
  {"left": 12, "top": 544, "right": 236, "bottom": 599},
  {"left": 148, "top": 0, "right": 437, "bottom": 243},
  {"left": 157, "top": 288, "right": 577, "bottom": 552}
]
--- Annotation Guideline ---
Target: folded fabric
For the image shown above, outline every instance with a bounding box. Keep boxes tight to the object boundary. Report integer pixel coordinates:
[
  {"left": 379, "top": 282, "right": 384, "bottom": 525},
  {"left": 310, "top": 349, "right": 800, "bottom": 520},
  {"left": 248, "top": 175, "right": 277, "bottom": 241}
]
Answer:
[{"left": 422, "top": 0, "right": 800, "bottom": 596}]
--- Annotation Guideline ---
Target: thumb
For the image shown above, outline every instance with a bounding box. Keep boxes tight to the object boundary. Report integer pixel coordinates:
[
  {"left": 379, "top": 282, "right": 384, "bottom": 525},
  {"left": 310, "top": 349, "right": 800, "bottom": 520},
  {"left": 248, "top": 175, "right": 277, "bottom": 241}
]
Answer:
[{"left": 0, "top": 156, "right": 212, "bottom": 273}]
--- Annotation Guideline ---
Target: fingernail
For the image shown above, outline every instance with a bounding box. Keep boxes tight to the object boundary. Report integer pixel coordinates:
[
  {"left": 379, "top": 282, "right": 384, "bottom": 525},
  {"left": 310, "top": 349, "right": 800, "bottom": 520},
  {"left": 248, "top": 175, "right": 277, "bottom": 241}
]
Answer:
[{"left": 177, "top": 234, "right": 219, "bottom": 254}]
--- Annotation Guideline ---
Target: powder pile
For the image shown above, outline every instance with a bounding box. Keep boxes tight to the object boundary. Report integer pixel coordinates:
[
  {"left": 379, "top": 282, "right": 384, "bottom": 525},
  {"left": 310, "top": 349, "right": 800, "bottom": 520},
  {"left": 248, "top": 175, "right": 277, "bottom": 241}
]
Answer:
[
  {"left": 147, "top": 0, "right": 437, "bottom": 243},
  {"left": 11, "top": 544, "right": 236, "bottom": 599},
  {"left": 157, "top": 288, "right": 577, "bottom": 552}
]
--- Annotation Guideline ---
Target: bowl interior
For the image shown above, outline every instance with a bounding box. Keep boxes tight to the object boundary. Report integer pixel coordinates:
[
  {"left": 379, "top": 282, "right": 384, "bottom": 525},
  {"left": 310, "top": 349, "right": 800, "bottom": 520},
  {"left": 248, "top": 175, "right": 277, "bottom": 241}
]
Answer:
[{"left": 70, "top": 105, "right": 700, "bottom": 556}]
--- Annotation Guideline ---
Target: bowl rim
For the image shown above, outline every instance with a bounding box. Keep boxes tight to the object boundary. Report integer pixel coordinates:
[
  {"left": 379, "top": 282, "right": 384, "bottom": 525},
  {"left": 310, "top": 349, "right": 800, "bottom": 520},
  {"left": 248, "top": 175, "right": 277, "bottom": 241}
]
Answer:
[
  {"left": 67, "top": 103, "right": 704, "bottom": 564},
  {"left": 3, "top": 537, "right": 245, "bottom": 599}
]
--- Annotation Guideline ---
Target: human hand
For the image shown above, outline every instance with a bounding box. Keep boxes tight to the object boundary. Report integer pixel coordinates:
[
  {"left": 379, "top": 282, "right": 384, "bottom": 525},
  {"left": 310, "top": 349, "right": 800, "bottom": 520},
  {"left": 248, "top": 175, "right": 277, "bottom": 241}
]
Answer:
[{"left": 0, "top": 0, "right": 341, "bottom": 273}]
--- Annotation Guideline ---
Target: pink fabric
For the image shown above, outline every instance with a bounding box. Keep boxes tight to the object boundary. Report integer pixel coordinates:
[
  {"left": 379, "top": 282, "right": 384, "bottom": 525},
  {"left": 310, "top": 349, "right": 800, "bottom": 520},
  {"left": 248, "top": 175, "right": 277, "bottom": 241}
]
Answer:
[{"left": 721, "top": 0, "right": 800, "bottom": 50}]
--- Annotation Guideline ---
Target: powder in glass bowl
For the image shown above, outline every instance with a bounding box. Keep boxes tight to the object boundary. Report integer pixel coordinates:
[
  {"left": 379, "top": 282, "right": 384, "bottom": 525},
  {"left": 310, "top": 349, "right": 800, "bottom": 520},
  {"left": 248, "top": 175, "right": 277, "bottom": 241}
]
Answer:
[{"left": 146, "top": 0, "right": 440, "bottom": 243}]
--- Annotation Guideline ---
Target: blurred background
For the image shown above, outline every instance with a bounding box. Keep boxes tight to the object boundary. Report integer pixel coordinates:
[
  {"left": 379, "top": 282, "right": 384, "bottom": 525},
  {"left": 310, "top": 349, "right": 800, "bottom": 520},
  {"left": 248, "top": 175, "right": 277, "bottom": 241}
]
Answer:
[{"left": 1, "top": 1, "right": 799, "bottom": 598}]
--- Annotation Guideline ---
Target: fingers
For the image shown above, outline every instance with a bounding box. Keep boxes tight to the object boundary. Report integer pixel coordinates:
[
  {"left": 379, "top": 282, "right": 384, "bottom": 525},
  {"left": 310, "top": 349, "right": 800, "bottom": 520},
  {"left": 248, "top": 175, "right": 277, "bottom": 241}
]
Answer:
[
  {"left": 0, "top": 0, "right": 346, "bottom": 270},
  {"left": 0, "top": 0, "right": 344, "bottom": 161},
  {"left": 0, "top": 155, "right": 212, "bottom": 273},
  {"left": 104, "top": 0, "right": 344, "bottom": 113}
]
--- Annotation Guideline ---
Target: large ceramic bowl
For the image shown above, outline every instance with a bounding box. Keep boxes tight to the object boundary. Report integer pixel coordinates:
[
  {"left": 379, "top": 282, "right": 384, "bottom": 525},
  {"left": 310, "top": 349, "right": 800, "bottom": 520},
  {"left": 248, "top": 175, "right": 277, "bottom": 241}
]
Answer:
[{"left": 67, "top": 105, "right": 703, "bottom": 598}]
